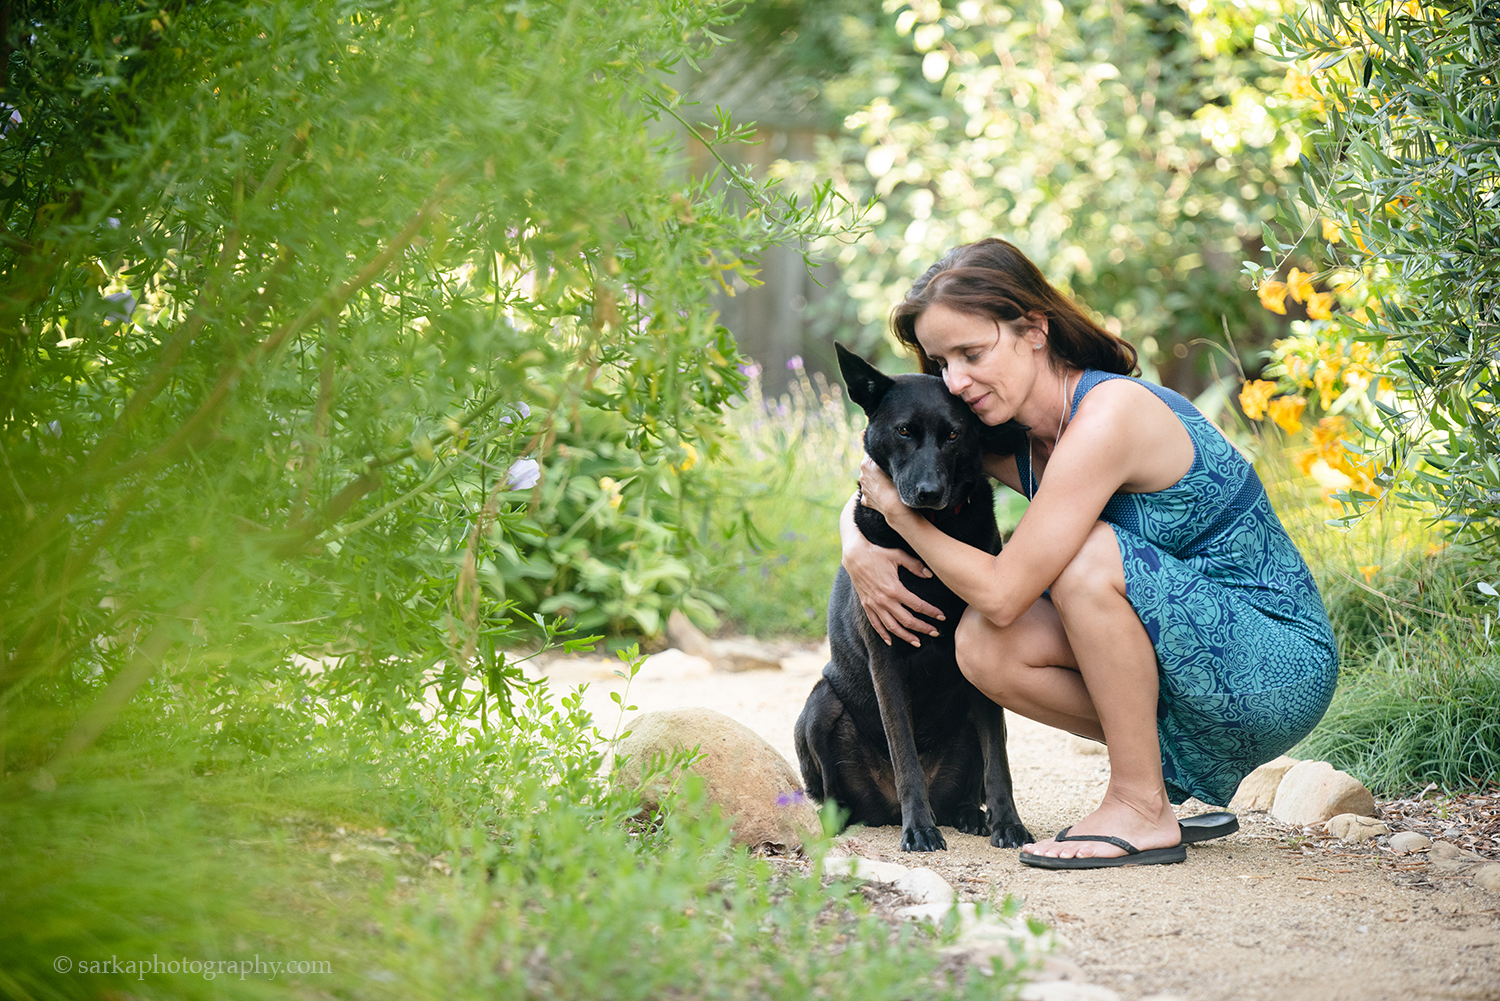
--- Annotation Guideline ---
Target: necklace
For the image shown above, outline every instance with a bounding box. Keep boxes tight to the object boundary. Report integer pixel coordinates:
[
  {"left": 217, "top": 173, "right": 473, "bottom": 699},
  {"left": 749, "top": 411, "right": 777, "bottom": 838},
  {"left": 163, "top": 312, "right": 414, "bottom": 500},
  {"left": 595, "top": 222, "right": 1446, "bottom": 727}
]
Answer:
[{"left": 1028, "top": 372, "right": 1072, "bottom": 498}]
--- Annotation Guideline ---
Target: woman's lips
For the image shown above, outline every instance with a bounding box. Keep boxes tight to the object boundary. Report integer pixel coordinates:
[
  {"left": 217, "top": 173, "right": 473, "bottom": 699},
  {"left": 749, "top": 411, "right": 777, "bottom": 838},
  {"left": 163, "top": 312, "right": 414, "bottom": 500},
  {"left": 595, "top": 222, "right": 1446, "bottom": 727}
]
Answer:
[{"left": 965, "top": 392, "right": 989, "bottom": 410}]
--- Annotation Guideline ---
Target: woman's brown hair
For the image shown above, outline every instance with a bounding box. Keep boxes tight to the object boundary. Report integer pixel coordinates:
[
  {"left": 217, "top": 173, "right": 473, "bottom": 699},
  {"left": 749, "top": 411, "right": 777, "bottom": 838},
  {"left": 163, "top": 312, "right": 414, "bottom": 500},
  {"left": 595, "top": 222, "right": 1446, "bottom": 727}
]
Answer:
[{"left": 890, "top": 238, "right": 1139, "bottom": 377}]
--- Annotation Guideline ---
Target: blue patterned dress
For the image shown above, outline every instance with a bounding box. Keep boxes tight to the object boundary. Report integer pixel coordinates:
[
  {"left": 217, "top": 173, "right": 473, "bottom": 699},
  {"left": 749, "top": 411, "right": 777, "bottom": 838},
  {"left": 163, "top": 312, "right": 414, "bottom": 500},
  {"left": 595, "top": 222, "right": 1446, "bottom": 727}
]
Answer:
[{"left": 1014, "top": 370, "right": 1339, "bottom": 806}]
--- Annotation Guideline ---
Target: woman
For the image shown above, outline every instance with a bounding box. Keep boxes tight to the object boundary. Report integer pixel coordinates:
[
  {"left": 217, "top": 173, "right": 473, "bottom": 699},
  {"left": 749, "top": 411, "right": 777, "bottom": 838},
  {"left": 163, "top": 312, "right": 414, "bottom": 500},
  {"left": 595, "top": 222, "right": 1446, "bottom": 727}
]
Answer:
[{"left": 844, "top": 238, "right": 1338, "bottom": 868}]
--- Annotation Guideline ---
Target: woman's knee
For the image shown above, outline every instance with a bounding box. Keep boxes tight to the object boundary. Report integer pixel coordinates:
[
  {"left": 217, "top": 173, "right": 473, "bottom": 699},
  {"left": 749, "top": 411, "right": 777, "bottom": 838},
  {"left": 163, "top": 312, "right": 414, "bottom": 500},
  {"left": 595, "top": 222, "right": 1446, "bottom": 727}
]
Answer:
[{"left": 1051, "top": 521, "right": 1127, "bottom": 610}]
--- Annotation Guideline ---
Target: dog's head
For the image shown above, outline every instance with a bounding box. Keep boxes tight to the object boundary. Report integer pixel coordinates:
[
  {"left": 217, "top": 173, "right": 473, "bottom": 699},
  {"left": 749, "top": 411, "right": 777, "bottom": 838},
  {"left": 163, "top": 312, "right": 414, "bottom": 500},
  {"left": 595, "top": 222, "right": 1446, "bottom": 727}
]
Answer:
[{"left": 836, "top": 343, "right": 1022, "bottom": 511}]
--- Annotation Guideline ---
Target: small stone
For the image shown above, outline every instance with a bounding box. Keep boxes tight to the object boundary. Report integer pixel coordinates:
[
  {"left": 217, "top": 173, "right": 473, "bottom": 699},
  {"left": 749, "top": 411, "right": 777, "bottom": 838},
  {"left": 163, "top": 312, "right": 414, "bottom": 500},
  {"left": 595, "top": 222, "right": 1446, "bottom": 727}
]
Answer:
[
  {"left": 1430, "top": 841, "right": 1483, "bottom": 861},
  {"left": 1229, "top": 755, "right": 1300, "bottom": 812},
  {"left": 1325, "top": 813, "right": 1388, "bottom": 842},
  {"left": 1270, "top": 760, "right": 1377, "bottom": 826},
  {"left": 1067, "top": 734, "right": 1107, "bottom": 755},
  {"left": 1388, "top": 831, "right": 1431, "bottom": 854},
  {"left": 636, "top": 648, "right": 712, "bottom": 680},
  {"left": 613, "top": 707, "right": 820, "bottom": 850},
  {"left": 710, "top": 637, "right": 783, "bottom": 672},
  {"left": 823, "top": 855, "right": 910, "bottom": 883},
  {"left": 665, "top": 609, "right": 715, "bottom": 660},
  {"left": 897, "top": 901, "right": 974, "bottom": 924},
  {"left": 893, "top": 866, "right": 955, "bottom": 905},
  {"left": 1475, "top": 864, "right": 1500, "bottom": 892}
]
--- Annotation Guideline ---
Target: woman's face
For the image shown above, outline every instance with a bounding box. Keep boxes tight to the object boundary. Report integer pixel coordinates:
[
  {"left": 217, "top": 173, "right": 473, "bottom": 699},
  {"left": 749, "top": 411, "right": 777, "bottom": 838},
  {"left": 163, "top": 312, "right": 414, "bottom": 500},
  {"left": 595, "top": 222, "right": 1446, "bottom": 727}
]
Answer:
[{"left": 914, "top": 303, "right": 1046, "bottom": 426}]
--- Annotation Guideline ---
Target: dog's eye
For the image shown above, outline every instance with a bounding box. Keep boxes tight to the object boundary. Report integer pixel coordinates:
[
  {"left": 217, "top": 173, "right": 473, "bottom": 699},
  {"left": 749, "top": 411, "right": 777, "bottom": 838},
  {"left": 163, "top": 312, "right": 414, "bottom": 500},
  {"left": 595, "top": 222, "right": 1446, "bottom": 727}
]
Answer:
[
  {"left": 948, "top": 429, "right": 959, "bottom": 441},
  {"left": 897, "top": 426, "right": 910, "bottom": 438}
]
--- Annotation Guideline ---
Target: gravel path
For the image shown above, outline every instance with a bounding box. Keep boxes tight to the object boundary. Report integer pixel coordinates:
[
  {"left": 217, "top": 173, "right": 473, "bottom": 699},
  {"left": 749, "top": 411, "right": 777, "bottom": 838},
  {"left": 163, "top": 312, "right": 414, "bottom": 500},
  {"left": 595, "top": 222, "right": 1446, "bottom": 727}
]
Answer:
[{"left": 537, "top": 643, "right": 1500, "bottom": 1001}]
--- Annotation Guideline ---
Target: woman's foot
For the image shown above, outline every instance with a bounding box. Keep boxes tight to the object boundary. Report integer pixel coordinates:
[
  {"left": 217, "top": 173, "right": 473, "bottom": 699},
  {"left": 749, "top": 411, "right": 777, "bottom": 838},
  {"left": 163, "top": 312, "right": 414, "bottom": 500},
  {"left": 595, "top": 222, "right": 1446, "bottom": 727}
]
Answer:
[{"left": 1021, "top": 790, "right": 1180, "bottom": 861}]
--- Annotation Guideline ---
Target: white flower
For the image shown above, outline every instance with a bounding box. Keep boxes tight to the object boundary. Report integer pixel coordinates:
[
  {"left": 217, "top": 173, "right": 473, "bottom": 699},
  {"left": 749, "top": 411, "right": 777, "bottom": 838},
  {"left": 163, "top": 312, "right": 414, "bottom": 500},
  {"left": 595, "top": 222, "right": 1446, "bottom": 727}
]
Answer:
[
  {"left": 103, "top": 290, "right": 136, "bottom": 322},
  {"left": 500, "top": 401, "right": 532, "bottom": 424},
  {"left": 505, "top": 457, "right": 541, "bottom": 490}
]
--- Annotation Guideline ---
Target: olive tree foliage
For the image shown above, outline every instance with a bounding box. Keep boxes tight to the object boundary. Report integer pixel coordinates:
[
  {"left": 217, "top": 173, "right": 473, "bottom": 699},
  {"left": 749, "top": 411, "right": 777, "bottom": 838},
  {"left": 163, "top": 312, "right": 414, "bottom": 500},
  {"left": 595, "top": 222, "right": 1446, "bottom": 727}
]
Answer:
[
  {"left": 0, "top": 0, "right": 845, "bottom": 762},
  {"left": 795, "top": 0, "right": 1304, "bottom": 381},
  {"left": 1266, "top": 0, "right": 1500, "bottom": 556}
]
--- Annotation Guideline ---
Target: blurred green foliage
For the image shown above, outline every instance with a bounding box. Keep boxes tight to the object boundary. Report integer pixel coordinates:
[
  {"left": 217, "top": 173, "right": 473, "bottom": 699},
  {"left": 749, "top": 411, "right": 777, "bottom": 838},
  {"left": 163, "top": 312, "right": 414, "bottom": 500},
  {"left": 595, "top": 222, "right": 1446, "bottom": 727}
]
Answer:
[
  {"left": 1264, "top": 0, "right": 1500, "bottom": 560},
  {"left": 0, "top": 0, "right": 850, "bottom": 762},
  {"left": 774, "top": 0, "right": 1305, "bottom": 379}
]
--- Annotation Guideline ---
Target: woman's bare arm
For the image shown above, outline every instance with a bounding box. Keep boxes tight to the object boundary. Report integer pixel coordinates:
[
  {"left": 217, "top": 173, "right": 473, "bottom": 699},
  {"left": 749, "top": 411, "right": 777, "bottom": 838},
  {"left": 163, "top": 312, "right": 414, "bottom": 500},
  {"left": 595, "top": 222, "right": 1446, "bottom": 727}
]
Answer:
[{"left": 838, "top": 491, "right": 946, "bottom": 647}]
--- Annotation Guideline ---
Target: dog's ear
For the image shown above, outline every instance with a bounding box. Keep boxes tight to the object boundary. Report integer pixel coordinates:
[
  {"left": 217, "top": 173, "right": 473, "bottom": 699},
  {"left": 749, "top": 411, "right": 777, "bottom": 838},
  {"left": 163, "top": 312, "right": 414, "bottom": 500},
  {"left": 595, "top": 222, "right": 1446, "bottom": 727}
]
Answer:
[{"left": 836, "top": 342, "right": 893, "bottom": 416}]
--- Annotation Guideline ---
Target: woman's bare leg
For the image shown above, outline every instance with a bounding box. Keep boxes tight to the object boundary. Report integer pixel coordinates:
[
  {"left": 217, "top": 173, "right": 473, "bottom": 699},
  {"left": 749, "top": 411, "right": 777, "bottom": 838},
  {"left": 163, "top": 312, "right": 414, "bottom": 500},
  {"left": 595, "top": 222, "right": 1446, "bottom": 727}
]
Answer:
[{"left": 956, "top": 521, "right": 1179, "bottom": 859}]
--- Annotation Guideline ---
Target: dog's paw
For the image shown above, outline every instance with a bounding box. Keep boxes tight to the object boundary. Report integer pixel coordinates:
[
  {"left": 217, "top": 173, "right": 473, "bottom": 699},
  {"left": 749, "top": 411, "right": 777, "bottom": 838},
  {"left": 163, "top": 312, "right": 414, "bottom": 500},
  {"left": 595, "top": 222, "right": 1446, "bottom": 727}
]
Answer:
[
  {"left": 951, "top": 806, "right": 990, "bottom": 837},
  {"left": 989, "top": 822, "right": 1034, "bottom": 849},
  {"left": 900, "top": 825, "right": 948, "bottom": 852}
]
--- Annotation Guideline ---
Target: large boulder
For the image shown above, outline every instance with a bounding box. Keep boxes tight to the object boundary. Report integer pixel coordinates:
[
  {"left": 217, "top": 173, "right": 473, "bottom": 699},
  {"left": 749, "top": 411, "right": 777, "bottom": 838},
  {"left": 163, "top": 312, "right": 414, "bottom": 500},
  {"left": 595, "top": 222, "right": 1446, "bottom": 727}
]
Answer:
[
  {"left": 613, "top": 707, "right": 820, "bottom": 851},
  {"left": 1270, "top": 760, "right": 1377, "bottom": 826},
  {"left": 1228, "top": 755, "right": 1300, "bottom": 812}
]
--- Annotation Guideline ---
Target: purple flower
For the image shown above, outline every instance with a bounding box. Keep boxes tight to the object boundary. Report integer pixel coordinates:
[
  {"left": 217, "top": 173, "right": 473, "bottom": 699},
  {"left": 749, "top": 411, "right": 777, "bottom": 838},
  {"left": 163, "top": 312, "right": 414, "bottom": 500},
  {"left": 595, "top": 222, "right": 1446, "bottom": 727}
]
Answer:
[
  {"left": 786, "top": 355, "right": 804, "bottom": 370},
  {"left": 738, "top": 362, "right": 762, "bottom": 378},
  {"left": 500, "top": 401, "right": 532, "bottom": 425},
  {"left": 776, "top": 790, "right": 809, "bottom": 807},
  {"left": 506, "top": 457, "right": 541, "bottom": 490}
]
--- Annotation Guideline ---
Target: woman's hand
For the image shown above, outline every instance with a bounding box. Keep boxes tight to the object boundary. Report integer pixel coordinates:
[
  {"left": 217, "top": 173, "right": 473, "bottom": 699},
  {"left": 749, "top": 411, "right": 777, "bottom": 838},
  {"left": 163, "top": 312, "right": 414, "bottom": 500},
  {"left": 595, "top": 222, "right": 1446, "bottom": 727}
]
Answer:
[
  {"left": 839, "top": 487, "right": 945, "bottom": 648},
  {"left": 857, "top": 456, "right": 918, "bottom": 531}
]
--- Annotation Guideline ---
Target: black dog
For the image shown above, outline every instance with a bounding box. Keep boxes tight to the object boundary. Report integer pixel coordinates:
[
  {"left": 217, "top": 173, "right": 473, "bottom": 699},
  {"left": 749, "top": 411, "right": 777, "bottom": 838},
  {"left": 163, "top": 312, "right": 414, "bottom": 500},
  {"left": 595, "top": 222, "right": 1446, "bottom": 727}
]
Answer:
[{"left": 794, "top": 344, "right": 1034, "bottom": 852}]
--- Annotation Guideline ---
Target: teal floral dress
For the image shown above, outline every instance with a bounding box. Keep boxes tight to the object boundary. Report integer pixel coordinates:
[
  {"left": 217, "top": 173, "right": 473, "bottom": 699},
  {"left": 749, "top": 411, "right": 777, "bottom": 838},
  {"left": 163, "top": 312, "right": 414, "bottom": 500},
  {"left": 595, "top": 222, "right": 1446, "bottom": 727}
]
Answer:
[{"left": 1015, "top": 370, "right": 1339, "bottom": 806}]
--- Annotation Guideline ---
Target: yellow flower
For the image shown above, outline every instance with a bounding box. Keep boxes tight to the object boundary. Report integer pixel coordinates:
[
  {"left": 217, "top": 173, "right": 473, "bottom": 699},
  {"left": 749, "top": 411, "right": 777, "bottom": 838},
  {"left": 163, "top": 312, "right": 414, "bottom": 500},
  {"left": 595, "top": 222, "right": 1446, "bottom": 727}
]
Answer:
[
  {"left": 1257, "top": 280, "right": 1289, "bottom": 315},
  {"left": 1267, "top": 395, "right": 1308, "bottom": 434},
  {"left": 1358, "top": 565, "right": 1381, "bottom": 584},
  {"left": 1348, "top": 223, "right": 1367, "bottom": 252},
  {"left": 674, "top": 441, "right": 698, "bottom": 473},
  {"left": 1306, "top": 290, "right": 1336, "bottom": 320},
  {"left": 1285, "top": 68, "right": 1317, "bottom": 102},
  {"left": 1314, "top": 365, "right": 1341, "bottom": 409},
  {"left": 599, "top": 477, "right": 624, "bottom": 509},
  {"left": 1321, "top": 218, "right": 1343, "bottom": 244},
  {"left": 1239, "top": 379, "right": 1277, "bottom": 421},
  {"left": 1286, "top": 268, "right": 1315, "bottom": 304}
]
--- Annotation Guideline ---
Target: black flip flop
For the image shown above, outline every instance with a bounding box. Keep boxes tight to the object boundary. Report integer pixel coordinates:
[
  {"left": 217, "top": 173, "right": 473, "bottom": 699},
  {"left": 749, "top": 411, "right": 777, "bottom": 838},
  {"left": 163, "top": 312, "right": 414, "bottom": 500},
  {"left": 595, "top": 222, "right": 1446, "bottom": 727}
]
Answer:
[
  {"left": 1178, "top": 811, "right": 1239, "bottom": 844},
  {"left": 1018, "top": 826, "right": 1187, "bottom": 869}
]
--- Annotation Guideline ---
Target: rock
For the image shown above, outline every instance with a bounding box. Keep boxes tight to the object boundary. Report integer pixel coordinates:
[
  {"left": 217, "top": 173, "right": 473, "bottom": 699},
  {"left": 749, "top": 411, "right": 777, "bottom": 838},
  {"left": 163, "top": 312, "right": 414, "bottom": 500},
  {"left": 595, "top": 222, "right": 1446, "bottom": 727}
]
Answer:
[
  {"left": 711, "top": 637, "right": 783, "bottom": 673},
  {"left": 1428, "top": 841, "right": 1488, "bottom": 876},
  {"left": 1229, "top": 755, "right": 1300, "bottom": 812},
  {"left": 665, "top": 609, "right": 715, "bottom": 660},
  {"left": 1270, "top": 760, "right": 1376, "bottom": 826},
  {"left": 613, "top": 707, "right": 820, "bottom": 851},
  {"left": 1019, "top": 983, "right": 1122, "bottom": 1001},
  {"left": 1430, "top": 840, "right": 1484, "bottom": 861},
  {"left": 938, "top": 910, "right": 1064, "bottom": 974},
  {"left": 893, "top": 866, "right": 955, "bottom": 905},
  {"left": 823, "top": 855, "right": 911, "bottom": 883},
  {"left": 1475, "top": 864, "right": 1500, "bottom": 892},
  {"left": 897, "top": 901, "right": 973, "bottom": 924},
  {"left": 1067, "top": 734, "right": 1107, "bottom": 755},
  {"left": 1388, "top": 831, "right": 1431, "bottom": 854},
  {"left": 636, "top": 648, "right": 712, "bottom": 680},
  {"left": 1325, "top": 813, "right": 1389, "bottom": 842}
]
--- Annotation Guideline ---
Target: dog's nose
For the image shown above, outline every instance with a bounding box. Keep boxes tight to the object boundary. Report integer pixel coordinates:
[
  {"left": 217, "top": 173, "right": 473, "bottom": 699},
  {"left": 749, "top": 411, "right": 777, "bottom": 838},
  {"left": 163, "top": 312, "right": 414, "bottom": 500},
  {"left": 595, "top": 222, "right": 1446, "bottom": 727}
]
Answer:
[{"left": 910, "top": 481, "right": 944, "bottom": 508}]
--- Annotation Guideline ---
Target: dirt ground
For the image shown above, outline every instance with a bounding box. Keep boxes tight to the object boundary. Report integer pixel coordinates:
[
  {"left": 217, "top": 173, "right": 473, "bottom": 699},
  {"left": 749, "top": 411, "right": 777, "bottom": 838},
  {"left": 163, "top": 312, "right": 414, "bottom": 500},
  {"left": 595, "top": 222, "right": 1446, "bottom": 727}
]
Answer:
[{"left": 535, "top": 641, "right": 1500, "bottom": 1001}]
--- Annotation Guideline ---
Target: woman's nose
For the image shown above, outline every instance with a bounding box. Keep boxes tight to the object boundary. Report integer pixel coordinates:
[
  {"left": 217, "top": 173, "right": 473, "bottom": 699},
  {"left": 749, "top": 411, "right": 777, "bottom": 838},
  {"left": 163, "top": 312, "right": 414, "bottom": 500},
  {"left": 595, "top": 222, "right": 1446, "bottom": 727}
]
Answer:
[{"left": 943, "top": 365, "right": 969, "bottom": 394}]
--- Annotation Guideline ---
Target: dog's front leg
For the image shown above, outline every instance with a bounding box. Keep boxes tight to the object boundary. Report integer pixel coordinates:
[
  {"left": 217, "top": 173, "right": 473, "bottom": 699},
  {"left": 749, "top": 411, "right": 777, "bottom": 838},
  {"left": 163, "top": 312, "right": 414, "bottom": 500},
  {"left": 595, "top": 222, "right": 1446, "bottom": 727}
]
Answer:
[
  {"left": 868, "top": 655, "right": 946, "bottom": 852},
  {"left": 967, "top": 691, "right": 1034, "bottom": 848}
]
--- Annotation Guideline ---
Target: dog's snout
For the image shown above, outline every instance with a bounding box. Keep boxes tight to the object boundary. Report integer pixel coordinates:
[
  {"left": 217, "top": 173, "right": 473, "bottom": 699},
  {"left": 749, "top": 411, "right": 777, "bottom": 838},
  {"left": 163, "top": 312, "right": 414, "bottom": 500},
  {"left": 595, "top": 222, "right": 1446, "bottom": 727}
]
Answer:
[{"left": 910, "top": 480, "right": 944, "bottom": 509}]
